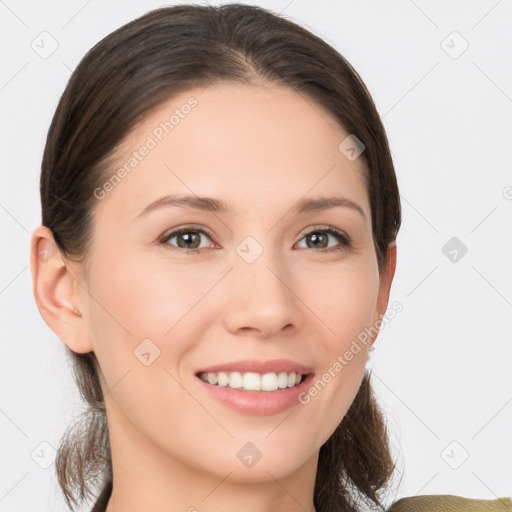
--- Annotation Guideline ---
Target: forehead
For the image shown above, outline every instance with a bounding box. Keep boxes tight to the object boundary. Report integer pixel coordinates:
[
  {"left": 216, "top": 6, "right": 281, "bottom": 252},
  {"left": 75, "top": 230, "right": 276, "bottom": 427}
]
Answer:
[
  {"left": 97, "top": 81, "right": 369, "bottom": 221},
  {"left": 132, "top": 81, "right": 353, "bottom": 162}
]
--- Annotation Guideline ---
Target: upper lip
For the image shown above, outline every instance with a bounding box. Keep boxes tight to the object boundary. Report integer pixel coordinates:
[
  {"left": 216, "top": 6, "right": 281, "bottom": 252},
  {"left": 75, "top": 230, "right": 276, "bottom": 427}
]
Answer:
[{"left": 195, "top": 358, "right": 314, "bottom": 376}]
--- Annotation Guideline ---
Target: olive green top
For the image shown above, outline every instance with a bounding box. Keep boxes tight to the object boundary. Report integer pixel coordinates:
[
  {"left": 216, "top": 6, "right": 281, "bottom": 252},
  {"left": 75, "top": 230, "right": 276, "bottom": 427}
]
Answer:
[
  {"left": 91, "top": 480, "right": 512, "bottom": 512},
  {"left": 387, "top": 494, "right": 512, "bottom": 511}
]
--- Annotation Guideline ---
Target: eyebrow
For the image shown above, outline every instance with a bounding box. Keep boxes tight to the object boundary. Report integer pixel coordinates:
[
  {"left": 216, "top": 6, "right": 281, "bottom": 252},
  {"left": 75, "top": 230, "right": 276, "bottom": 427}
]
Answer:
[{"left": 136, "top": 194, "right": 367, "bottom": 221}]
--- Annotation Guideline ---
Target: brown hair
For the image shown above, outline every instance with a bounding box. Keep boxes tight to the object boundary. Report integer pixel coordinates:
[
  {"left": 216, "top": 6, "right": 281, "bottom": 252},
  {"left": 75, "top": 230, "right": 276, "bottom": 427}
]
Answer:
[{"left": 40, "top": 4, "right": 401, "bottom": 511}]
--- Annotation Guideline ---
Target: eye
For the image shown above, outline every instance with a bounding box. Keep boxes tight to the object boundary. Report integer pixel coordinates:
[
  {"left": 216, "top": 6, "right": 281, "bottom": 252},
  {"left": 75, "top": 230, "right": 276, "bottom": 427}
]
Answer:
[
  {"left": 295, "top": 226, "right": 351, "bottom": 252},
  {"left": 160, "top": 226, "right": 215, "bottom": 253}
]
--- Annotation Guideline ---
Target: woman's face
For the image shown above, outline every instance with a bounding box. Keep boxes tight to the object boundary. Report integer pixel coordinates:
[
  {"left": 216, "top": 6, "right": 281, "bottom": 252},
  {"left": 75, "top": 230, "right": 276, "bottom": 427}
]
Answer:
[{"left": 71, "top": 82, "right": 395, "bottom": 483}]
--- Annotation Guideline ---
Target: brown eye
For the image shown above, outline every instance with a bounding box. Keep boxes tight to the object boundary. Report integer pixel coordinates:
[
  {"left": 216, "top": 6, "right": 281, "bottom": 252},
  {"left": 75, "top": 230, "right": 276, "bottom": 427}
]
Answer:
[
  {"left": 161, "top": 228, "right": 214, "bottom": 252},
  {"left": 296, "top": 227, "right": 351, "bottom": 252}
]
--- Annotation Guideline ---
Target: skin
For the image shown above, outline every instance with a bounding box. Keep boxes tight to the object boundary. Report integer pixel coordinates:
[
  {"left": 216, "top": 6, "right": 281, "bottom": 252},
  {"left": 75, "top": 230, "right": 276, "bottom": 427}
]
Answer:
[{"left": 30, "top": 81, "right": 396, "bottom": 512}]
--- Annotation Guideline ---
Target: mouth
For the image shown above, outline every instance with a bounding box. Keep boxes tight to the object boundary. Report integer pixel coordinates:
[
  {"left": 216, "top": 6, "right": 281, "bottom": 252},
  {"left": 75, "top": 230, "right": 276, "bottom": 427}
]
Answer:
[
  {"left": 195, "top": 370, "right": 312, "bottom": 392},
  {"left": 193, "top": 359, "right": 315, "bottom": 415},
  {"left": 194, "top": 369, "right": 316, "bottom": 416}
]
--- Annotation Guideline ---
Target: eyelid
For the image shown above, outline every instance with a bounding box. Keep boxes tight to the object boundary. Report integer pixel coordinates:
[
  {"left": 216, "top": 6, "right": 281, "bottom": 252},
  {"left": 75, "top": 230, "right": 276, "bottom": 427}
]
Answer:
[
  {"left": 160, "top": 224, "right": 215, "bottom": 239},
  {"left": 296, "top": 224, "right": 349, "bottom": 241}
]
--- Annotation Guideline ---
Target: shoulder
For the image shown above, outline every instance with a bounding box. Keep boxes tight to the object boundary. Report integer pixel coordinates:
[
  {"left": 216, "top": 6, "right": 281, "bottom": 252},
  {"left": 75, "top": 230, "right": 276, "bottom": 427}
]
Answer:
[{"left": 387, "top": 494, "right": 512, "bottom": 511}]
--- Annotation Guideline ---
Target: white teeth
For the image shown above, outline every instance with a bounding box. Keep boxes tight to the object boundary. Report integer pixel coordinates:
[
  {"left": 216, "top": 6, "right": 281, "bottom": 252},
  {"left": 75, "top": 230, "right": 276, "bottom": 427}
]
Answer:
[
  {"left": 261, "top": 372, "right": 278, "bottom": 391},
  {"left": 217, "top": 371, "right": 229, "bottom": 387},
  {"left": 228, "top": 371, "right": 243, "bottom": 388},
  {"left": 198, "top": 371, "right": 305, "bottom": 391},
  {"left": 242, "top": 372, "right": 261, "bottom": 391},
  {"left": 277, "top": 371, "right": 289, "bottom": 388}
]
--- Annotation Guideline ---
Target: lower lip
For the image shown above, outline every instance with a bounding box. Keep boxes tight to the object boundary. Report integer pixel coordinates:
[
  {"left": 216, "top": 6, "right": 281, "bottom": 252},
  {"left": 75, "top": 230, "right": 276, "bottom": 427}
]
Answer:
[{"left": 195, "top": 373, "right": 315, "bottom": 416}]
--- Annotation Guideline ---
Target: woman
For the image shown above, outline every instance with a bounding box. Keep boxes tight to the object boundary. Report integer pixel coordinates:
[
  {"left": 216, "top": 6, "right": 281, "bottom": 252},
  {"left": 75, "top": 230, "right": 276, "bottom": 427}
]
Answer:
[{"left": 29, "top": 4, "right": 511, "bottom": 512}]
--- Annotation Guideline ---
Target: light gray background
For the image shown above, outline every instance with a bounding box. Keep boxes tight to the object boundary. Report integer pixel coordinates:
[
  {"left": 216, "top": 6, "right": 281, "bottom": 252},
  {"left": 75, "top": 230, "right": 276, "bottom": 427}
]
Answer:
[{"left": 1, "top": 1, "right": 511, "bottom": 510}]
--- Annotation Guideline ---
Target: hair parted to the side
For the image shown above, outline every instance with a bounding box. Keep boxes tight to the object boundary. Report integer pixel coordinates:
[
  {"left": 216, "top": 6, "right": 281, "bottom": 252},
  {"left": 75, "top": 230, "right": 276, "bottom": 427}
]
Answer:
[{"left": 40, "top": 4, "right": 401, "bottom": 511}]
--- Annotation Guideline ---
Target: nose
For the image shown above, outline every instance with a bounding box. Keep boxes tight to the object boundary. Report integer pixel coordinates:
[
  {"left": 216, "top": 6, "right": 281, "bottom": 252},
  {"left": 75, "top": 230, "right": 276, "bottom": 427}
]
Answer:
[{"left": 222, "top": 246, "right": 303, "bottom": 339}]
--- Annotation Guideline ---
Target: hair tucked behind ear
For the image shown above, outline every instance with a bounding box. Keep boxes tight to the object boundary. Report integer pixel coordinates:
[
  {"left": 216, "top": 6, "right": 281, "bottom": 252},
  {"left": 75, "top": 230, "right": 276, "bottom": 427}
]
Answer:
[{"left": 40, "top": 4, "right": 401, "bottom": 510}]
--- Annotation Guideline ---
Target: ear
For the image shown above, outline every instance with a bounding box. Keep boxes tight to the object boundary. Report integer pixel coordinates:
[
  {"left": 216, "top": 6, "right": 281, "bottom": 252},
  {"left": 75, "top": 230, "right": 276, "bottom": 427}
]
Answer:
[
  {"left": 30, "top": 225, "right": 93, "bottom": 354},
  {"left": 371, "top": 241, "right": 397, "bottom": 341}
]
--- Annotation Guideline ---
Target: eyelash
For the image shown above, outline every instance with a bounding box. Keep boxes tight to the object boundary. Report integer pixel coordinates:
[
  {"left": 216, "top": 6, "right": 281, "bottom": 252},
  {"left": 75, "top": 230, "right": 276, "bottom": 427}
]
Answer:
[{"left": 159, "top": 225, "right": 352, "bottom": 255}]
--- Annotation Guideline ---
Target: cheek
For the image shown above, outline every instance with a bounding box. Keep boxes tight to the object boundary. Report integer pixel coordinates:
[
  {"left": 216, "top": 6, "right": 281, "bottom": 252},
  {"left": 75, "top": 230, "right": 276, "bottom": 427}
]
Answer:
[
  {"left": 86, "top": 257, "right": 203, "bottom": 445},
  {"left": 86, "top": 250, "right": 228, "bottom": 422},
  {"left": 85, "top": 252, "right": 191, "bottom": 392},
  {"left": 89, "top": 249, "right": 211, "bottom": 341},
  {"left": 304, "top": 257, "right": 380, "bottom": 350},
  {"left": 296, "top": 260, "right": 378, "bottom": 433}
]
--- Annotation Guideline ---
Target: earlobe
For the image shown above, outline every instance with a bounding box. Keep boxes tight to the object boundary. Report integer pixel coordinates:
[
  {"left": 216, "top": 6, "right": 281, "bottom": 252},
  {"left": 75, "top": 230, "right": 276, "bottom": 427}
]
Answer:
[{"left": 30, "top": 225, "right": 93, "bottom": 354}]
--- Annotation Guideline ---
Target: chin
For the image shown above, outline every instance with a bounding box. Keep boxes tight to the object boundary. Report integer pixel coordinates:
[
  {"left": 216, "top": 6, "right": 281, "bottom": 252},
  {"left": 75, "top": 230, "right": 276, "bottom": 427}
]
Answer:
[{"left": 201, "top": 437, "right": 316, "bottom": 483}]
